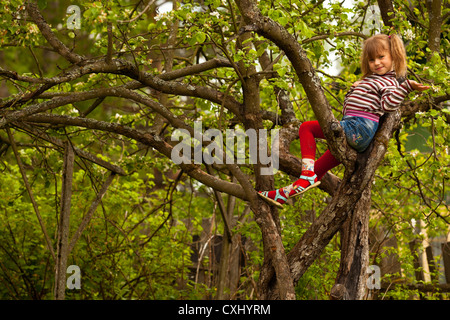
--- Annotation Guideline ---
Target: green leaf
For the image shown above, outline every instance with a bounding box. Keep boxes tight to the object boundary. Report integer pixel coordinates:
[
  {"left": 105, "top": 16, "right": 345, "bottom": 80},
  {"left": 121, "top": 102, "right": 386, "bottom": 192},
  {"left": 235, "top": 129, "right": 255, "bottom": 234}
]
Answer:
[
  {"left": 429, "top": 109, "right": 438, "bottom": 117},
  {"left": 38, "top": 0, "right": 47, "bottom": 9},
  {"left": 195, "top": 32, "right": 207, "bottom": 44},
  {"left": 276, "top": 66, "right": 287, "bottom": 77}
]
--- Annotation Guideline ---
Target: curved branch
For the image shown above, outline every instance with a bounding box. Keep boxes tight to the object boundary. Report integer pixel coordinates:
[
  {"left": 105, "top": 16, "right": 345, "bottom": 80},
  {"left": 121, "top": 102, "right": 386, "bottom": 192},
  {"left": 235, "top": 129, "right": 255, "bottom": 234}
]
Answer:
[
  {"left": 25, "top": 2, "right": 84, "bottom": 65},
  {"left": 0, "top": 59, "right": 134, "bottom": 110},
  {"left": 1, "top": 57, "right": 242, "bottom": 121},
  {"left": 302, "top": 31, "right": 368, "bottom": 44},
  {"left": 235, "top": 0, "right": 355, "bottom": 168},
  {"left": 0, "top": 58, "right": 233, "bottom": 87}
]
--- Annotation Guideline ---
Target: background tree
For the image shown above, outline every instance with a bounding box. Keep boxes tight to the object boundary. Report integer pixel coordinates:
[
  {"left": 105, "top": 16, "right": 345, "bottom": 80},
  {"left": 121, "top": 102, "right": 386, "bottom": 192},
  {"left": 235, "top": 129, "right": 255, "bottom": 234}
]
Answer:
[{"left": 0, "top": 0, "right": 448, "bottom": 300}]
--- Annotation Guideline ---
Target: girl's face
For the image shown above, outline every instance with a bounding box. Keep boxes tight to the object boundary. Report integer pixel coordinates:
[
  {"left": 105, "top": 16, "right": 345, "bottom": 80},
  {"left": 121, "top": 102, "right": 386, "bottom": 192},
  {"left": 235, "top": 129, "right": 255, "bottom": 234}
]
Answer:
[{"left": 368, "top": 50, "right": 393, "bottom": 75}]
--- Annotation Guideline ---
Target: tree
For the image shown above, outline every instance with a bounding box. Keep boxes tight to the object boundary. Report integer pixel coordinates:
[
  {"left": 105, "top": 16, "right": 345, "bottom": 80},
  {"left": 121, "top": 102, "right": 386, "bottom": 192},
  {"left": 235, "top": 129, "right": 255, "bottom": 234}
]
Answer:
[{"left": 0, "top": 0, "right": 448, "bottom": 300}]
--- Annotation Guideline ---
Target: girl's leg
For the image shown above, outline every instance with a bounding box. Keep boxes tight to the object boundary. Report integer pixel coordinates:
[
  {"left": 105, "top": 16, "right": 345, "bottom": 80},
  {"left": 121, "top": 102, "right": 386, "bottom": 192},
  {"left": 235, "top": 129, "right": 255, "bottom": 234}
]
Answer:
[
  {"left": 314, "top": 149, "right": 341, "bottom": 180},
  {"left": 299, "top": 120, "right": 341, "bottom": 179},
  {"left": 259, "top": 121, "right": 332, "bottom": 207},
  {"left": 299, "top": 120, "right": 324, "bottom": 162}
]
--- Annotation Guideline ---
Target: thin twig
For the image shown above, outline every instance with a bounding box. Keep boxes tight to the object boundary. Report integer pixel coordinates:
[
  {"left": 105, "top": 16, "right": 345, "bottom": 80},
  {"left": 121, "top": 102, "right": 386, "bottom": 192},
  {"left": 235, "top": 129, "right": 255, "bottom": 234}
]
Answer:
[
  {"left": 6, "top": 127, "right": 56, "bottom": 261},
  {"left": 68, "top": 172, "right": 117, "bottom": 253},
  {"left": 117, "top": 0, "right": 157, "bottom": 23}
]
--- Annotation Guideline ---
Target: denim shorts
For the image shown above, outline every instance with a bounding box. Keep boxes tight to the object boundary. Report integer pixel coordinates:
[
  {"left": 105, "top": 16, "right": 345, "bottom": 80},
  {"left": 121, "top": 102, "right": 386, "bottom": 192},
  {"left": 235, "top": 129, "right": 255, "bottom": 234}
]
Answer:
[{"left": 340, "top": 116, "right": 379, "bottom": 152}]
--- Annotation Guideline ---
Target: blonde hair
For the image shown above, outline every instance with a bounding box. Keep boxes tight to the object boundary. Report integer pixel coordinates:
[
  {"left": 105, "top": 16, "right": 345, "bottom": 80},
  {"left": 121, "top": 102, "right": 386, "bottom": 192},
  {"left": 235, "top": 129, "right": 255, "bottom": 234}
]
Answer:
[{"left": 360, "top": 34, "right": 408, "bottom": 79}]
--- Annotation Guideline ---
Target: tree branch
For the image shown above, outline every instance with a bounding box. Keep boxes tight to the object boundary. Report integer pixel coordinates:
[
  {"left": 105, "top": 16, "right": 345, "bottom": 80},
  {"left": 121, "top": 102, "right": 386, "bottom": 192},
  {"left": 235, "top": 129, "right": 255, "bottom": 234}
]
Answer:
[
  {"left": 25, "top": 2, "right": 84, "bottom": 65},
  {"left": 1, "top": 57, "right": 242, "bottom": 121},
  {"left": 54, "top": 141, "right": 75, "bottom": 300},
  {"left": 234, "top": 0, "right": 356, "bottom": 169},
  {"left": 68, "top": 172, "right": 117, "bottom": 253},
  {"left": 6, "top": 127, "right": 56, "bottom": 262},
  {"left": 377, "top": 0, "right": 395, "bottom": 27},
  {"left": 20, "top": 113, "right": 248, "bottom": 200},
  {"left": 14, "top": 122, "right": 126, "bottom": 175}
]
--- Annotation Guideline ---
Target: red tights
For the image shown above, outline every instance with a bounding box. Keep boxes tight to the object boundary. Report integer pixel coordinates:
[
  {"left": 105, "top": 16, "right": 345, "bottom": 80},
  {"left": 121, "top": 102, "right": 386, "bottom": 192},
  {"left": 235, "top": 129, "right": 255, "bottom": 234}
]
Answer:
[{"left": 299, "top": 121, "right": 341, "bottom": 180}]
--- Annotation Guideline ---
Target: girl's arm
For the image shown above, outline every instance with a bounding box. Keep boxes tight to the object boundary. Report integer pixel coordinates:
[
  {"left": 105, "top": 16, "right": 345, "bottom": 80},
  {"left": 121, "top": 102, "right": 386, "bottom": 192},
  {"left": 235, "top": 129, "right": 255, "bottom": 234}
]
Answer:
[
  {"left": 408, "top": 80, "right": 430, "bottom": 92},
  {"left": 380, "top": 80, "right": 429, "bottom": 112}
]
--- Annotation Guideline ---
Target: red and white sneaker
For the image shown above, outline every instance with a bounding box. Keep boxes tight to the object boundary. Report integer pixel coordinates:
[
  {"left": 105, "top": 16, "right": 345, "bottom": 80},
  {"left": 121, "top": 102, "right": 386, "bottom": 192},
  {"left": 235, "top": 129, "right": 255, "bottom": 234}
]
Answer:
[
  {"left": 258, "top": 188, "right": 289, "bottom": 208},
  {"left": 286, "top": 170, "right": 320, "bottom": 199},
  {"left": 258, "top": 171, "right": 320, "bottom": 208}
]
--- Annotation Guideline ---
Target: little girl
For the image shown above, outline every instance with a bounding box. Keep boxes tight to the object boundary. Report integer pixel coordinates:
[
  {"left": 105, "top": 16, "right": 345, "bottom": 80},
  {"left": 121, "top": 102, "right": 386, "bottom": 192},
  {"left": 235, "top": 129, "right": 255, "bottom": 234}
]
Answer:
[{"left": 259, "top": 33, "right": 429, "bottom": 208}]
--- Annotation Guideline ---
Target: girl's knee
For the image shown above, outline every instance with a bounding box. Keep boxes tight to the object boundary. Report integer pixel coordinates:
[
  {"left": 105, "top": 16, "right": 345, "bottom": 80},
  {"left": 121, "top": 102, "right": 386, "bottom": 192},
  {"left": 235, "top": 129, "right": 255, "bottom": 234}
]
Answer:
[
  {"left": 299, "top": 121, "right": 313, "bottom": 134},
  {"left": 299, "top": 120, "right": 321, "bottom": 137}
]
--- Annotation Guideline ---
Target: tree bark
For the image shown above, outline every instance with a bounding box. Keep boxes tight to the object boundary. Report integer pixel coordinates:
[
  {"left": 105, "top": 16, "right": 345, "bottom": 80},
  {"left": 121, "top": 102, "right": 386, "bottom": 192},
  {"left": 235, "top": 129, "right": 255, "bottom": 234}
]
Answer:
[
  {"left": 376, "top": 0, "right": 395, "bottom": 27},
  {"left": 426, "top": 0, "right": 442, "bottom": 54}
]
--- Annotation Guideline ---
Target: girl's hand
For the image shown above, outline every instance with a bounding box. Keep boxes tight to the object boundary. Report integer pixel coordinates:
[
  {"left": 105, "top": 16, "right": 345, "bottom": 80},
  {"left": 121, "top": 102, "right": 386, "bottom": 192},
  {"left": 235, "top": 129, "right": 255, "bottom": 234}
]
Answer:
[
  {"left": 409, "top": 80, "right": 430, "bottom": 92},
  {"left": 351, "top": 80, "right": 362, "bottom": 88}
]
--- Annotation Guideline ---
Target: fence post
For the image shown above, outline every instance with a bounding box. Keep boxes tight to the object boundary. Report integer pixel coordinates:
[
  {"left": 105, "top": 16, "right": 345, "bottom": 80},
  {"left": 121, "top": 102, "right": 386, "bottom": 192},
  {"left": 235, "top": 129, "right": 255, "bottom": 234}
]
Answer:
[
  {"left": 442, "top": 242, "right": 450, "bottom": 284},
  {"left": 409, "top": 240, "right": 424, "bottom": 282},
  {"left": 425, "top": 246, "right": 438, "bottom": 282}
]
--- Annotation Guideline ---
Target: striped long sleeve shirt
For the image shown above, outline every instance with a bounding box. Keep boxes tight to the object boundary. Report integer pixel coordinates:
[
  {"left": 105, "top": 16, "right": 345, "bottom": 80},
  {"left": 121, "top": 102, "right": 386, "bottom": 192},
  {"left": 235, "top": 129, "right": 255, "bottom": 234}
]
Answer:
[{"left": 343, "top": 71, "right": 413, "bottom": 122}]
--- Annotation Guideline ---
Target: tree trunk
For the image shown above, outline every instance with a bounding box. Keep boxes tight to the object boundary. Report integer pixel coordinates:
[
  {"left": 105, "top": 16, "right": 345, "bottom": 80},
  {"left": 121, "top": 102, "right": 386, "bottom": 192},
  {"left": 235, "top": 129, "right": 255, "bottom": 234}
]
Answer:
[
  {"left": 376, "top": 0, "right": 395, "bottom": 27},
  {"left": 215, "top": 194, "right": 241, "bottom": 299},
  {"left": 54, "top": 142, "right": 75, "bottom": 300},
  {"left": 254, "top": 204, "right": 296, "bottom": 300},
  {"left": 331, "top": 185, "right": 372, "bottom": 300},
  {"left": 426, "top": 0, "right": 442, "bottom": 54},
  {"left": 260, "top": 111, "right": 401, "bottom": 299}
]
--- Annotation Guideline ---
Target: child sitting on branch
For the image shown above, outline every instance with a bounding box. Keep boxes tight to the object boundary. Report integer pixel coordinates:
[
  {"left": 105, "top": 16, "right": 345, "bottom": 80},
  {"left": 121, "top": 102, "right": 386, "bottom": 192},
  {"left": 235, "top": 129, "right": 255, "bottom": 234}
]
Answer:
[{"left": 259, "top": 33, "right": 429, "bottom": 208}]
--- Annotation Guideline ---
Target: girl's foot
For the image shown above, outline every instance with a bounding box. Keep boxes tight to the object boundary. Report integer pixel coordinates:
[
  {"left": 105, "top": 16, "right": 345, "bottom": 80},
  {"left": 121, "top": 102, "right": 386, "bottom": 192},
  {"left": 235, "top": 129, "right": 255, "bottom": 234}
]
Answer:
[
  {"left": 258, "top": 189, "right": 288, "bottom": 208},
  {"left": 258, "top": 171, "right": 320, "bottom": 208},
  {"left": 288, "top": 171, "right": 320, "bottom": 199}
]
